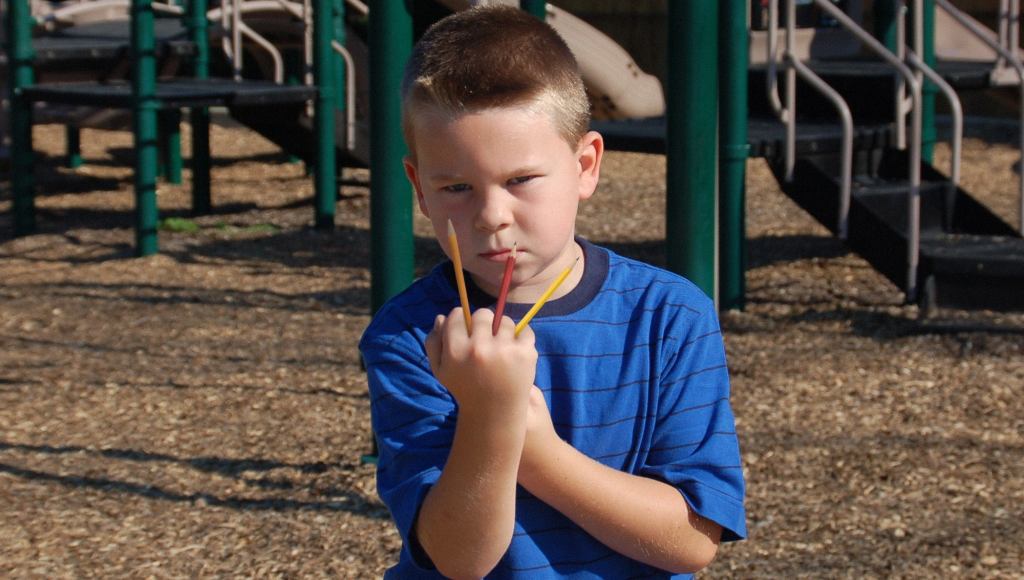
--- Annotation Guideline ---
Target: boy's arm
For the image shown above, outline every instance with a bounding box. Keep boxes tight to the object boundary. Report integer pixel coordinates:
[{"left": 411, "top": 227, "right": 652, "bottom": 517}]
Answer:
[
  {"left": 414, "top": 309, "right": 536, "bottom": 579},
  {"left": 517, "top": 300, "right": 745, "bottom": 574},
  {"left": 517, "top": 387, "right": 722, "bottom": 574}
]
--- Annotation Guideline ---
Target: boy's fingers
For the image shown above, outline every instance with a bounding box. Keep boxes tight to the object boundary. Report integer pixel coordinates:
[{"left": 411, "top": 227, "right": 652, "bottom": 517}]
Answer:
[
  {"left": 471, "top": 308, "right": 495, "bottom": 335},
  {"left": 494, "top": 315, "right": 516, "bottom": 339},
  {"left": 442, "top": 307, "right": 470, "bottom": 345},
  {"left": 515, "top": 321, "right": 536, "bottom": 345}
]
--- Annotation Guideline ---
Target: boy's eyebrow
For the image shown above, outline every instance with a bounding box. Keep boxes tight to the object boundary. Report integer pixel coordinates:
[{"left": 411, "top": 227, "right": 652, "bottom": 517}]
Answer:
[
  {"left": 508, "top": 164, "right": 542, "bottom": 176},
  {"left": 423, "top": 171, "right": 463, "bottom": 182},
  {"left": 425, "top": 165, "right": 542, "bottom": 183}
]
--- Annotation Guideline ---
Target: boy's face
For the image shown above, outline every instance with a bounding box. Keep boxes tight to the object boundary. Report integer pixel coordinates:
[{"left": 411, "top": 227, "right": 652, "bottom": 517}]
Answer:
[{"left": 405, "top": 106, "right": 603, "bottom": 301}]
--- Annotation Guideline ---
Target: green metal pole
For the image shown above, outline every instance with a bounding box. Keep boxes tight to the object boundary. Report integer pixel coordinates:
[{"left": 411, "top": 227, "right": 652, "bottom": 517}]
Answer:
[
  {"left": 920, "top": 0, "right": 937, "bottom": 163},
  {"left": 520, "top": 0, "right": 545, "bottom": 20},
  {"left": 132, "top": 0, "right": 159, "bottom": 256},
  {"left": 159, "top": 109, "right": 183, "bottom": 184},
  {"left": 666, "top": 1, "right": 718, "bottom": 299},
  {"left": 314, "top": 0, "right": 337, "bottom": 229},
  {"left": 66, "top": 126, "right": 83, "bottom": 168},
  {"left": 187, "top": 0, "right": 211, "bottom": 215},
  {"left": 873, "top": 0, "right": 898, "bottom": 49},
  {"left": 719, "top": 0, "right": 748, "bottom": 311},
  {"left": 8, "top": 0, "right": 36, "bottom": 235},
  {"left": 369, "top": 0, "right": 413, "bottom": 314}
]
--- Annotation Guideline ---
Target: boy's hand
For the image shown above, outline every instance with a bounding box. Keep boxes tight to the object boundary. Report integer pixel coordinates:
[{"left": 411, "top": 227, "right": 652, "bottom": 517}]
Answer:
[
  {"left": 425, "top": 307, "right": 537, "bottom": 417},
  {"left": 416, "top": 309, "right": 536, "bottom": 579}
]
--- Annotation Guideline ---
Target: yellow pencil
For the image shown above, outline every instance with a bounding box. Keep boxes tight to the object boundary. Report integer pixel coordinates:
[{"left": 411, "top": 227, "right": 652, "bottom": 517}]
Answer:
[
  {"left": 514, "top": 257, "right": 579, "bottom": 337},
  {"left": 447, "top": 219, "right": 473, "bottom": 334}
]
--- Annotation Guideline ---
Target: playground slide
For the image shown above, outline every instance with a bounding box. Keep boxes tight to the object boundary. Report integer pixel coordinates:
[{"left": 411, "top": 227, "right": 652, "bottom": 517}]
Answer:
[
  {"left": 42, "top": 0, "right": 663, "bottom": 120},
  {"left": 435, "top": 0, "right": 664, "bottom": 120},
  {"left": 934, "top": 7, "right": 1024, "bottom": 86},
  {"left": 542, "top": 3, "right": 664, "bottom": 119},
  {"left": 5, "top": 0, "right": 662, "bottom": 164},
  {"left": 38, "top": 0, "right": 184, "bottom": 30},
  {"left": 217, "top": 0, "right": 666, "bottom": 167},
  {"left": 216, "top": 0, "right": 665, "bottom": 121}
]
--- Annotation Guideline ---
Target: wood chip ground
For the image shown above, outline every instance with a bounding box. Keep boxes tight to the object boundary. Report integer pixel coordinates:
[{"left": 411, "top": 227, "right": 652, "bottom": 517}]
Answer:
[{"left": 1, "top": 122, "right": 1022, "bottom": 577}]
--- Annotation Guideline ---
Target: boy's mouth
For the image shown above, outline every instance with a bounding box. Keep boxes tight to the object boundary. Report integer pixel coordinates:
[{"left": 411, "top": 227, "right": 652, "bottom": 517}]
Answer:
[{"left": 479, "top": 248, "right": 516, "bottom": 261}]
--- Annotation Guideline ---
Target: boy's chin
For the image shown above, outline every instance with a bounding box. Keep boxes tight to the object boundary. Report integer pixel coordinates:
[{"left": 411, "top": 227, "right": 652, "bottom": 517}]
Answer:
[{"left": 466, "top": 273, "right": 500, "bottom": 296}]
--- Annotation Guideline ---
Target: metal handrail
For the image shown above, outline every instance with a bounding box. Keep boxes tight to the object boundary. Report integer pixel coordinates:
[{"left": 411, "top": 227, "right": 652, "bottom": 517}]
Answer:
[
  {"left": 767, "top": 0, "right": 853, "bottom": 232},
  {"left": 239, "top": 21, "right": 284, "bottom": 83},
  {"left": 765, "top": 2, "right": 789, "bottom": 124},
  {"left": 332, "top": 39, "right": 357, "bottom": 151},
  {"left": 1011, "top": 0, "right": 1020, "bottom": 66},
  {"left": 906, "top": 1, "right": 962, "bottom": 189},
  {"left": 907, "top": 49, "right": 963, "bottom": 186},
  {"left": 936, "top": 0, "right": 1024, "bottom": 232},
  {"left": 220, "top": 0, "right": 232, "bottom": 76},
  {"left": 303, "top": 0, "right": 314, "bottom": 88},
  {"left": 895, "top": 2, "right": 909, "bottom": 149},
  {"left": 999, "top": 0, "right": 1009, "bottom": 69},
  {"left": 215, "top": 0, "right": 287, "bottom": 82},
  {"left": 768, "top": 0, "right": 926, "bottom": 300},
  {"left": 232, "top": 0, "right": 243, "bottom": 80},
  {"left": 815, "top": 0, "right": 923, "bottom": 301},
  {"left": 212, "top": 0, "right": 359, "bottom": 152},
  {"left": 793, "top": 57, "right": 855, "bottom": 239}
]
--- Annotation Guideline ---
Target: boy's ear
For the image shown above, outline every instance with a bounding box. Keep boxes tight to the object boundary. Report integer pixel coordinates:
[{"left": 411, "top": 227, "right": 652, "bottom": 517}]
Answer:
[
  {"left": 403, "top": 156, "right": 430, "bottom": 217},
  {"left": 576, "top": 131, "right": 604, "bottom": 201}
]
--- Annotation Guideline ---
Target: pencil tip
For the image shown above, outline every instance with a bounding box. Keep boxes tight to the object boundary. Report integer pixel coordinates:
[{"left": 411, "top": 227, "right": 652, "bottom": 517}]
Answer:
[
  {"left": 512, "top": 241, "right": 518, "bottom": 257},
  {"left": 447, "top": 219, "right": 454, "bottom": 236}
]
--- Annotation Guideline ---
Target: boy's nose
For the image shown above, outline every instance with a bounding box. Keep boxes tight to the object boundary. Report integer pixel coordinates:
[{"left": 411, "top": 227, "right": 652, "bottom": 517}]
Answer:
[{"left": 474, "top": 188, "right": 514, "bottom": 233}]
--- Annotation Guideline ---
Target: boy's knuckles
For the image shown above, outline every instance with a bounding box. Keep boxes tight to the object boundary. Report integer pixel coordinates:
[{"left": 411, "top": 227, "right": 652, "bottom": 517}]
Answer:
[
  {"left": 516, "top": 326, "right": 536, "bottom": 344},
  {"left": 495, "top": 319, "right": 514, "bottom": 337},
  {"left": 472, "top": 309, "right": 495, "bottom": 323}
]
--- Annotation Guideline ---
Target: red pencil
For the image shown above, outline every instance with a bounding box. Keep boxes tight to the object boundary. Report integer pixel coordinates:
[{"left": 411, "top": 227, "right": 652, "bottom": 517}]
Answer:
[{"left": 492, "top": 242, "right": 517, "bottom": 335}]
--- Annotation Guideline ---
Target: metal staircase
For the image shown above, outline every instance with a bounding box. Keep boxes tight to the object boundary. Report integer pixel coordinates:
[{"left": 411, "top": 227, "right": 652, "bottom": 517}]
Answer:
[{"left": 764, "top": 0, "right": 1024, "bottom": 312}]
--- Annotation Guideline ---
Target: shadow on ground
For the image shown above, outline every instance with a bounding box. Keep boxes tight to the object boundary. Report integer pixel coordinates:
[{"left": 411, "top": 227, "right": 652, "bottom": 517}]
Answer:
[{"left": 0, "top": 440, "right": 388, "bottom": 517}]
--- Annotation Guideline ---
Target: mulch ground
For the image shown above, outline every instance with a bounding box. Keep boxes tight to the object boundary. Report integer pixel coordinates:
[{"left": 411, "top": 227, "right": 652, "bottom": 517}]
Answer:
[{"left": 1, "top": 121, "right": 1022, "bottom": 578}]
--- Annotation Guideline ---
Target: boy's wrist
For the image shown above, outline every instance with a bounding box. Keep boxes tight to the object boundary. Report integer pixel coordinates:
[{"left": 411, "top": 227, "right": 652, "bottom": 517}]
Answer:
[
  {"left": 517, "top": 433, "right": 572, "bottom": 491},
  {"left": 457, "top": 387, "right": 530, "bottom": 423},
  {"left": 455, "top": 397, "right": 530, "bottom": 447}
]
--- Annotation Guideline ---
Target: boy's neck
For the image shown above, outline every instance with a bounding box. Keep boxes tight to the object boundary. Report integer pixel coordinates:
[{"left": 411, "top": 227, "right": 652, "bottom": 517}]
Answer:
[{"left": 468, "top": 239, "right": 585, "bottom": 306}]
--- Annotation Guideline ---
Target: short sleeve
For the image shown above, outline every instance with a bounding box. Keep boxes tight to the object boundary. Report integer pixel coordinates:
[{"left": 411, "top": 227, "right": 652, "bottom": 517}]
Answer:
[
  {"left": 639, "top": 305, "right": 747, "bottom": 541},
  {"left": 362, "top": 335, "right": 457, "bottom": 571}
]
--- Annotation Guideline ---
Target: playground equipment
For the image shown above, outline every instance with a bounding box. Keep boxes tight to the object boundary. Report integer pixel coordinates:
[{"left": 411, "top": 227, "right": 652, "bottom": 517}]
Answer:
[
  {"left": 227, "top": 0, "right": 667, "bottom": 168},
  {"left": 592, "top": 0, "right": 1024, "bottom": 312},
  {"left": 756, "top": 0, "right": 1024, "bottom": 311},
  {"left": 6, "top": 1, "right": 1024, "bottom": 312},
  {"left": 933, "top": 0, "right": 1024, "bottom": 87},
  {"left": 3, "top": 0, "right": 686, "bottom": 308},
  {"left": 435, "top": 0, "right": 664, "bottom": 120},
  {"left": 3, "top": 0, "right": 339, "bottom": 255},
  {"left": 3, "top": 0, "right": 671, "bottom": 260},
  {"left": 364, "top": 0, "right": 734, "bottom": 311}
]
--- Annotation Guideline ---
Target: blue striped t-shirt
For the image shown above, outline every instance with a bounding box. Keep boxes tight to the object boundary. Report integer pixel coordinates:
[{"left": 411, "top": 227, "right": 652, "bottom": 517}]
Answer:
[{"left": 360, "top": 239, "right": 746, "bottom": 578}]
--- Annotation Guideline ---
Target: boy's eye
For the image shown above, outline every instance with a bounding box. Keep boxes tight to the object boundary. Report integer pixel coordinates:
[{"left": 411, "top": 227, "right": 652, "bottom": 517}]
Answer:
[
  {"left": 441, "top": 183, "right": 471, "bottom": 194},
  {"left": 508, "top": 175, "right": 536, "bottom": 186}
]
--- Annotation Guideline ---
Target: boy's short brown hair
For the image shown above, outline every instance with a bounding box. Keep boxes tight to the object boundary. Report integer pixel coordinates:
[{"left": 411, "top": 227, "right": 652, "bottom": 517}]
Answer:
[{"left": 401, "top": 5, "right": 590, "bottom": 155}]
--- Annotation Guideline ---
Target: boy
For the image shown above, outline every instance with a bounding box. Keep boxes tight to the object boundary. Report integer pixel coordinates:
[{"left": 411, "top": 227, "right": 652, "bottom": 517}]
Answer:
[{"left": 360, "top": 6, "right": 746, "bottom": 578}]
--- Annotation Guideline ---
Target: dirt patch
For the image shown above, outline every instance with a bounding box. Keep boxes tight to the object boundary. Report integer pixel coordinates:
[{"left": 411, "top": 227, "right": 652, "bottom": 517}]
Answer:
[{"left": 1, "top": 122, "right": 1022, "bottom": 577}]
